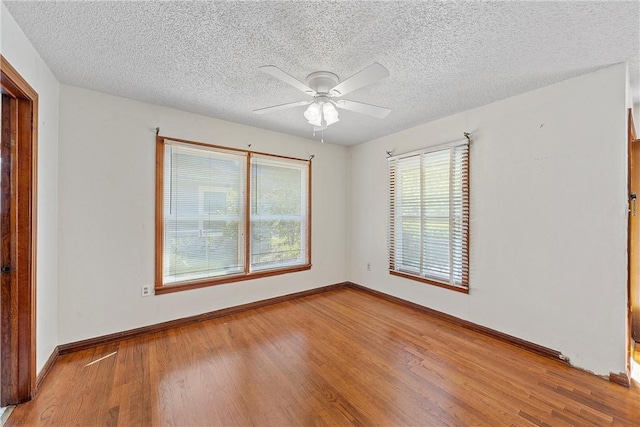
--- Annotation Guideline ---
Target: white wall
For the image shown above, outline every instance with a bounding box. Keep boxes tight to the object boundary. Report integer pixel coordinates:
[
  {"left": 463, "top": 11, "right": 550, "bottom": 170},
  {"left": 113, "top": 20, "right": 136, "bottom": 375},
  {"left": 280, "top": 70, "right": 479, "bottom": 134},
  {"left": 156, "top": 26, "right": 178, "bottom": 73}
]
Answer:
[
  {"left": 348, "top": 64, "right": 629, "bottom": 376},
  {"left": 57, "top": 85, "right": 349, "bottom": 344},
  {"left": 0, "top": 3, "right": 60, "bottom": 373}
]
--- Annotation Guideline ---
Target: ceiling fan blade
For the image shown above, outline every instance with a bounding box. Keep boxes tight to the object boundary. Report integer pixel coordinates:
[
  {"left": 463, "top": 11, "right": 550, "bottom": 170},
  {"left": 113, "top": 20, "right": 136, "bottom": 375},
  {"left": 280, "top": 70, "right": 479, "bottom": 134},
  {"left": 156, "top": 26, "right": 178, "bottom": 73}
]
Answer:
[
  {"left": 259, "top": 65, "right": 315, "bottom": 94},
  {"left": 330, "top": 63, "right": 389, "bottom": 97},
  {"left": 335, "top": 100, "right": 390, "bottom": 119},
  {"left": 253, "top": 100, "right": 310, "bottom": 114}
]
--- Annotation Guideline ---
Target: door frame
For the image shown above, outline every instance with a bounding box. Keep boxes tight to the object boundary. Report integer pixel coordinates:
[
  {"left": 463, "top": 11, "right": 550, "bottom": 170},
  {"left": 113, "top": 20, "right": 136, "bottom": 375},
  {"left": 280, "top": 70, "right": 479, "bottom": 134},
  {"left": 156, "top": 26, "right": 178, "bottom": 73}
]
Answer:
[{"left": 0, "top": 55, "right": 38, "bottom": 405}]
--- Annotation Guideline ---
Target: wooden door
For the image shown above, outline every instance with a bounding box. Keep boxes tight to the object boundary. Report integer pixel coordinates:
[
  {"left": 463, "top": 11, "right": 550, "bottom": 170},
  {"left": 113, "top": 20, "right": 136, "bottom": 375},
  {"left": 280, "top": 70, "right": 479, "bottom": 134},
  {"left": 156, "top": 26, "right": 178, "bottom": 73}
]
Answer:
[
  {"left": 1, "top": 92, "right": 18, "bottom": 405},
  {"left": 0, "top": 56, "right": 37, "bottom": 405}
]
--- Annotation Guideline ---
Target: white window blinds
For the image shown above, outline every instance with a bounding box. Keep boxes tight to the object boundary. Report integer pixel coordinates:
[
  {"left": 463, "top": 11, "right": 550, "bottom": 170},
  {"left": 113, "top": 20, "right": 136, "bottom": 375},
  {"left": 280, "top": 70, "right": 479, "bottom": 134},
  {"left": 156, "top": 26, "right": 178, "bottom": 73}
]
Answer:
[
  {"left": 250, "top": 156, "right": 309, "bottom": 271},
  {"left": 388, "top": 141, "right": 469, "bottom": 289},
  {"left": 163, "top": 141, "right": 246, "bottom": 284}
]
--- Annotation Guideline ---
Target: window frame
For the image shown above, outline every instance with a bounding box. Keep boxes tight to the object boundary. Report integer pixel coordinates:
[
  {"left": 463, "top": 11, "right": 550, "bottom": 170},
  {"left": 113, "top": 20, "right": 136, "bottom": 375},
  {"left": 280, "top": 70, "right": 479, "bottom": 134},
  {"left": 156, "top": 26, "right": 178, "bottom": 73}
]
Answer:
[
  {"left": 155, "top": 135, "right": 312, "bottom": 295},
  {"left": 388, "top": 139, "right": 470, "bottom": 294}
]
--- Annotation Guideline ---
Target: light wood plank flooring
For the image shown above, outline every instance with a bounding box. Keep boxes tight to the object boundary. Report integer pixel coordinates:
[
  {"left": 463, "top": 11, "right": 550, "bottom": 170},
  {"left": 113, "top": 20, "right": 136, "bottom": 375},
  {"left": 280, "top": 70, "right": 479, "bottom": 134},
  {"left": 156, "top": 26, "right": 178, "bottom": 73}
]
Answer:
[{"left": 8, "top": 287, "right": 640, "bottom": 426}]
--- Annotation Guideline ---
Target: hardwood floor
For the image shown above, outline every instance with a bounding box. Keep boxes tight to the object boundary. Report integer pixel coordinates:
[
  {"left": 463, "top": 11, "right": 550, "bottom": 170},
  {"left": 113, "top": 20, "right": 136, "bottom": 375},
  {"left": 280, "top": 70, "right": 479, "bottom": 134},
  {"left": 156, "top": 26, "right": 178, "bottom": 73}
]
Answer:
[{"left": 8, "top": 287, "right": 640, "bottom": 426}]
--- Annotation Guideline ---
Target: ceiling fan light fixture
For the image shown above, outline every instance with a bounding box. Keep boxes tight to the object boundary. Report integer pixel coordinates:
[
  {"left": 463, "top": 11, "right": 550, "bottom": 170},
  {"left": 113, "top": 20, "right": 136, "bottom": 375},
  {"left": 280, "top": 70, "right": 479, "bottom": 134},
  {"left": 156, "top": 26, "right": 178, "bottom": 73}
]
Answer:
[
  {"left": 304, "top": 102, "right": 322, "bottom": 126},
  {"left": 308, "top": 116, "right": 322, "bottom": 127},
  {"left": 322, "top": 102, "right": 339, "bottom": 125}
]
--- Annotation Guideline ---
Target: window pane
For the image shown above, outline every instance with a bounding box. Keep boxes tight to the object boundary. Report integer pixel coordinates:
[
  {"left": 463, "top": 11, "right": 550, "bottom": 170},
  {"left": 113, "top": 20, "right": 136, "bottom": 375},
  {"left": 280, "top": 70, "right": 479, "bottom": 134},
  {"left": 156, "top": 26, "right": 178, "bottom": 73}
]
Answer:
[
  {"left": 203, "top": 191, "right": 227, "bottom": 214},
  {"left": 250, "top": 156, "right": 308, "bottom": 271},
  {"left": 422, "top": 150, "right": 451, "bottom": 281},
  {"left": 423, "top": 150, "right": 450, "bottom": 218},
  {"left": 251, "top": 219, "right": 303, "bottom": 268},
  {"left": 399, "top": 160, "right": 420, "bottom": 217},
  {"left": 395, "top": 156, "right": 421, "bottom": 273},
  {"left": 163, "top": 142, "right": 246, "bottom": 284},
  {"left": 398, "top": 217, "right": 421, "bottom": 273},
  {"left": 423, "top": 218, "right": 450, "bottom": 280}
]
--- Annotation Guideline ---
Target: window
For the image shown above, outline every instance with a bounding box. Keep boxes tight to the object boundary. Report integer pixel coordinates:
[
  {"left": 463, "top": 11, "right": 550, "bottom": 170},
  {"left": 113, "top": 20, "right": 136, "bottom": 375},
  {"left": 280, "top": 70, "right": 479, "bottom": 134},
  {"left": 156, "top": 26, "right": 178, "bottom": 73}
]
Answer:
[
  {"left": 388, "top": 140, "right": 469, "bottom": 293},
  {"left": 156, "top": 137, "right": 311, "bottom": 294},
  {"left": 250, "top": 155, "right": 309, "bottom": 271}
]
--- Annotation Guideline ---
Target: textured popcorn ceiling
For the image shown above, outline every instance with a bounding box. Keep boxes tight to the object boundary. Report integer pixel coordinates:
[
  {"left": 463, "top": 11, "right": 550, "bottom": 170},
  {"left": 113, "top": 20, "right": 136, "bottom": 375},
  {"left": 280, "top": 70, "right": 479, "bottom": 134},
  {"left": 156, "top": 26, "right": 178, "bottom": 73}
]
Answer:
[{"left": 4, "top": 1, "right": 639, "bottom": 146}]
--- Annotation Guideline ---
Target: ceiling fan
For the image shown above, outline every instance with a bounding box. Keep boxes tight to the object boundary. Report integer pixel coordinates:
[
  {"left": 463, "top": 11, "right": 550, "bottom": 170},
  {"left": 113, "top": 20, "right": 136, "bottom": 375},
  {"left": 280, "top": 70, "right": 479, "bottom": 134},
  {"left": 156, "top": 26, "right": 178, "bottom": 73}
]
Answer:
[{"left": 253, "top": 63, "right": 391, "bottom": 131}]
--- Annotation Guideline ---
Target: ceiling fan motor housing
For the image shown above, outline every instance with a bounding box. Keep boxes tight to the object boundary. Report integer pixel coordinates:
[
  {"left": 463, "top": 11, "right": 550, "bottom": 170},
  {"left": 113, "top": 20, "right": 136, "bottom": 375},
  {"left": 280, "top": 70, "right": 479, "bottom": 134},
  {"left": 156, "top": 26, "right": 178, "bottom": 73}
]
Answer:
[{"left": 306, "top": 71, "right": 340, "bottom": 95}]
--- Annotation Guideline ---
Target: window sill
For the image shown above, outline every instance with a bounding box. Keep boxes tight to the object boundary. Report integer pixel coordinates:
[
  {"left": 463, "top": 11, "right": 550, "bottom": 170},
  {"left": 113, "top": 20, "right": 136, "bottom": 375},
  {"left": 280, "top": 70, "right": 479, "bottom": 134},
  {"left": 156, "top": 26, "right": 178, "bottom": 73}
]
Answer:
[
  {"left": 155, "top": 264, "right": 312, "bottom": 295},
  {"left": 389, "top": 270, "right": 469, "bottom": 294}
]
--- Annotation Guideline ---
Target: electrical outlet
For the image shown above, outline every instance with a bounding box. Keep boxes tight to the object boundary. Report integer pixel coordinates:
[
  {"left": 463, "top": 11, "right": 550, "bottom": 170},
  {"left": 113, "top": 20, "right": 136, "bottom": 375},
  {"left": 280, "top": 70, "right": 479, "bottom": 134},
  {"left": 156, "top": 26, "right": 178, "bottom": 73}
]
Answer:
[
  {"left": 367, "top": 262, "right": 371, "bottom": 271},
  {"left": 141, "top": 285, "right": 152, "bottom": 297}
]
